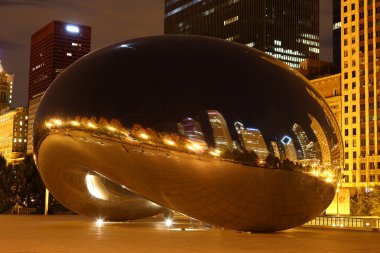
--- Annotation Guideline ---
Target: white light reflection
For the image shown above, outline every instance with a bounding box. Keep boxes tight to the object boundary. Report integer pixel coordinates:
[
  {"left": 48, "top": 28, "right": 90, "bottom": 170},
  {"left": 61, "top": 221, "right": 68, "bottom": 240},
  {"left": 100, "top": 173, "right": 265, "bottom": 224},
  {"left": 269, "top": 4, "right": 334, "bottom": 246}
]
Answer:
[
  {"left": 85, "top": 174, "right": 109, "bottom": 200},
  {"left": 165, "top": 218, "right": 173, "bottom": 227},
  {"left": 96, "top": 218, "right": 104, "bottom": 227}
]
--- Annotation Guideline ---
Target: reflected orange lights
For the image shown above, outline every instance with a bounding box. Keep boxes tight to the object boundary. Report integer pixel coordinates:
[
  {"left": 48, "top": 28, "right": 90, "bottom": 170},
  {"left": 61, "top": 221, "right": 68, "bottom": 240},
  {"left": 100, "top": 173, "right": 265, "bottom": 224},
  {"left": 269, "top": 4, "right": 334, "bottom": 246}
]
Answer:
[
  {"left": 163, "top": 139, "right": 176, "bottom": 146},
  {"left": 309, "top": 168, "right": 336, "bottom": 184},
  {"left": 107, "top": 125, "right": 116, "bottom": 131},
  {"left": 209, "top": 149, "right": 221, "bottom": 157},
  {"left": 45, "top": 122, "right": 53, "bottom": 128},
  {"left": 186, "top": 141, "right": 206, "bottom": 153},
  {"left": 53, "top": 119, "right": 63, "bottom": 126},
  {"left": 70, "top": 121, "right": 80, "bottom": 126},
  {"left": 87, "top": 122, "right": 97, "bottom": 129},
  {"left": 139, "top": 133, "right": 149, "bottom": 140}
]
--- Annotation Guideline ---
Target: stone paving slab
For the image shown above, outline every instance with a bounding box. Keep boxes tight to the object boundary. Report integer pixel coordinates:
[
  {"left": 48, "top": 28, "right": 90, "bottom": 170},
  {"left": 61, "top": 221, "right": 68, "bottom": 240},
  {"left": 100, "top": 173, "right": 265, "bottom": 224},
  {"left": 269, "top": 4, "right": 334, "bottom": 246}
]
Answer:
[{"left": 0, "top": 215, "right": 378, "bottom": 253}]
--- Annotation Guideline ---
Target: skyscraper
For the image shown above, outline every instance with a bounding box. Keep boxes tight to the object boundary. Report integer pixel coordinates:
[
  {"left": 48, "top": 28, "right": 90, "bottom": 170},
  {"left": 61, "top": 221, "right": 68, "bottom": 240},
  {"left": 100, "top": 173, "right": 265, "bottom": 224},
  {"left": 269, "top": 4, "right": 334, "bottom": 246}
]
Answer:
[
  {"left": 27, "top": 20, "right": 91, "bottom": 154},
  {"left": 340, "top": 0, "right": 380, "bottom": 191},
  {"left": 207, "top": 110, "right": 233, "bottom": 151},
  {"left": 28, "top": 20, "right": 91, "bottom": 102},
  {"left": 0, "top": 61, "right": 13, "bottom": 110},
  {"left": 164, "top": 0, "right": 320, "bottom": 68}
]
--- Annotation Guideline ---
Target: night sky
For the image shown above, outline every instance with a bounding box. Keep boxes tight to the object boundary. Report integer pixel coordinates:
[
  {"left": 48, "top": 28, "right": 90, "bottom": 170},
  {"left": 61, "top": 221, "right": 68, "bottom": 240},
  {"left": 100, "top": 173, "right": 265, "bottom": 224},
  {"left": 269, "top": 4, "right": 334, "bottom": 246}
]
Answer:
[{"left": 0, "top": 0, "right": 332, "bottom": 107}]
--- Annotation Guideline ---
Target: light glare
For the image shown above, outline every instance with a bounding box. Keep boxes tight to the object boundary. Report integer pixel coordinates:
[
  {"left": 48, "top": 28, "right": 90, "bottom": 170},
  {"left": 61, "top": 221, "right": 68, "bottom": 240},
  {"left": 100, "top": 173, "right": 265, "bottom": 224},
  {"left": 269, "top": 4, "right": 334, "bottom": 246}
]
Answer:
[
  {"left": 66, "top": 25, "right": 80, "bottom": 33},
  {"left": 165, "top": 218, "right": 173, "bottom": 227},
  {"left": 96, "top": 218, "right": 104, "bottom": 227}
]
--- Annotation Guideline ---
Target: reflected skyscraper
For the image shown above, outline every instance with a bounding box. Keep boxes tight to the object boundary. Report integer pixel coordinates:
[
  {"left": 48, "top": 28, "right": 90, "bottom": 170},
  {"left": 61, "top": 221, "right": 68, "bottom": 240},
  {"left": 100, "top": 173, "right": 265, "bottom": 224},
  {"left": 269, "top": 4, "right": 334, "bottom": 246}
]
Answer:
[
  {"left": 234, "top": 121, "right": 268, "bottom": 160},
  {"left": 271, "top": 141, "right": 281, "bottom": 159},
  {"left": 292, "top": 123, "right": 310, "bottom": 159},
  {"left": 177, "top": 117, "right": 205, "bottom": 142},
  {"left": 207, "top": 110, "right": 233, "bottom": 151},
  {"left": 281, "top": 136, "right": 298, "bottom": 162},
  {"left": 309, "top": 114, "right": 330, "bottom": 165},
  {"left": 292, "top": 123, "right": 317, "bottom": 160}
]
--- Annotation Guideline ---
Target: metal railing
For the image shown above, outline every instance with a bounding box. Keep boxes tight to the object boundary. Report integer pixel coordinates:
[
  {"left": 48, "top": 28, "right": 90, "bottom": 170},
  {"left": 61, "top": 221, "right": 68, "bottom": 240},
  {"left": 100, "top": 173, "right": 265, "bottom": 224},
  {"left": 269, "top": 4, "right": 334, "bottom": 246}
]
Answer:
[{"left": 304, "top": 216, "right": 380, "bottom": 231}]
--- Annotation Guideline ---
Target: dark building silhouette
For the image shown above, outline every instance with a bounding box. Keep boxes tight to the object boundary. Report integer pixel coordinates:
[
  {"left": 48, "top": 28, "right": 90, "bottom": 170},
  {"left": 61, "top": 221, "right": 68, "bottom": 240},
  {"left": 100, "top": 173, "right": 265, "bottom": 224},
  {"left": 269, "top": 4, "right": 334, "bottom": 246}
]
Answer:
[
  {"left": 298, "top": 59, "right": 339, "bottom": 80},
  {"left": 164, "top": 0, "right": 320, "bottom": 68},
  {"left": 333, "top": 0, "right": 341, "bottom": 70},
  {"left": 28, "top": 20, "right": 91, "bottom": 102}
]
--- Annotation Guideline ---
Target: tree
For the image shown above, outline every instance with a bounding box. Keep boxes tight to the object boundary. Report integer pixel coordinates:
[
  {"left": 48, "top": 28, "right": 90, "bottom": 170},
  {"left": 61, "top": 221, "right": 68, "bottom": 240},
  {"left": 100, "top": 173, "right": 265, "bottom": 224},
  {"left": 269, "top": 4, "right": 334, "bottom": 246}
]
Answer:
[
  {"left": 350, "top": 186, "right": 380, "bottom": 216},
  {"left": 0, "top": 154, "right": 70, "bottom": 214}
]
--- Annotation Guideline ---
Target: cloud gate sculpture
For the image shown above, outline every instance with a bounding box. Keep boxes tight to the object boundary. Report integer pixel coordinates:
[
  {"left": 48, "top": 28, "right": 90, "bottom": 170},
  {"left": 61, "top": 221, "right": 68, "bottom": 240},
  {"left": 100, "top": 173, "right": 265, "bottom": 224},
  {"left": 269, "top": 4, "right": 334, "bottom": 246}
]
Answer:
[{"left": 33, "top": 35, "right": 343, "bottom": 232}]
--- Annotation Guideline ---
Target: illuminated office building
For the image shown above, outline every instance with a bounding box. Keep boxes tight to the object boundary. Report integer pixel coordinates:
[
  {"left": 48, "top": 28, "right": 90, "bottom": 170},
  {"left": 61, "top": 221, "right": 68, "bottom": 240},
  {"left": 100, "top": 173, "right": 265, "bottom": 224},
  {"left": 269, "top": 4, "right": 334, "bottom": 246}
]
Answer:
[
  {"left": 0, "top": 107, "right": 28, "bottom": 163},
  {"left": 340, "top": 0, "right": 380, "bottom": 191},
  {"left": 0, "top": 61, "right": 13, "bottom": 110},
  {"left": 28, "top": 20, "right": 91, "bottom": 102},
  {"left": 28, "top": 20, "right": 91, "bottom": 153},
  {"left": 281, "top": 136, "right": 298, "bottom": 162},
  {"left": 207, "top": 110, "right": 233, "bottom": 151},
  {"left": 177, "top": 117, "right": 205, "bottom": 142},
  {"left": 164, "top": 0, "right": 320, "bottom": 68}
]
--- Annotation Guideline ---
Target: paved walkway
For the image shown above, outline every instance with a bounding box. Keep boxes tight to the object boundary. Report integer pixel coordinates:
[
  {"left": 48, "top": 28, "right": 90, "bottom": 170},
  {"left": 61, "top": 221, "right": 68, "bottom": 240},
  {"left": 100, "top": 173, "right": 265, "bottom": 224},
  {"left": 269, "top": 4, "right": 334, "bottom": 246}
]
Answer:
[{"left": 0, "top": 215, "right": 378, "bottom": 253}]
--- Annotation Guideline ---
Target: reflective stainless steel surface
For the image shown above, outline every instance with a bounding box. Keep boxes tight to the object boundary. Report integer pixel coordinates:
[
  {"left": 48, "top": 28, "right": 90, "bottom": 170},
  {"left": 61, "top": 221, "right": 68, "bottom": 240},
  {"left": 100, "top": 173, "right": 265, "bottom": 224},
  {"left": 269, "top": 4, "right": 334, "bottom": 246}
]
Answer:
[{"left": 33, "top": 35, "right": 343, "bottom": 231}]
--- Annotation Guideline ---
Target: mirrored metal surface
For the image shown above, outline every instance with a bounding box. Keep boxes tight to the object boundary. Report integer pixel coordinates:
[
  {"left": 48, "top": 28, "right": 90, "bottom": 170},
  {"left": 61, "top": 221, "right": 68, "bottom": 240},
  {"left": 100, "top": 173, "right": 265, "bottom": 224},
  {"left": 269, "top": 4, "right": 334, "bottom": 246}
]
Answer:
[{"left": 34, "top": 35, "right": 343, "bottom": 231}]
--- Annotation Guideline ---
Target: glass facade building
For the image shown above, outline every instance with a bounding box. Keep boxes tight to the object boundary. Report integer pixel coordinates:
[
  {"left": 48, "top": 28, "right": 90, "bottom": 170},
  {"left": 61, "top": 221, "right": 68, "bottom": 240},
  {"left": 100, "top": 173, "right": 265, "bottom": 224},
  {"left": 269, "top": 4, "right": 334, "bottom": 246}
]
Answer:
[{"left": 164, "top": 0, "right": 320, "bottom": 68}]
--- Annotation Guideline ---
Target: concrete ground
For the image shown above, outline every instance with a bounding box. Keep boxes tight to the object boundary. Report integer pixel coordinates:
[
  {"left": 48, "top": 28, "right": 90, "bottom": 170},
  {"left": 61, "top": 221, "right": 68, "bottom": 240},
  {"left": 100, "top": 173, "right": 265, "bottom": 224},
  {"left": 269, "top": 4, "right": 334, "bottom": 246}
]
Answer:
[{"left": 0, "top": 215, "right": 378, "bottom": 253}]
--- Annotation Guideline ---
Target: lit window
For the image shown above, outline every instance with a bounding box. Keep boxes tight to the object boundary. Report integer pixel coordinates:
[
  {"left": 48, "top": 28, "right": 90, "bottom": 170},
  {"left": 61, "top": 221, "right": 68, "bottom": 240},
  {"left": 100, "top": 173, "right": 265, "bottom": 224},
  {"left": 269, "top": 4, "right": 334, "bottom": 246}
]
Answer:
[
  {"left": 224, "top": 16, "right": 239, "bottom": 26},
  {"left": 67, "top": 53, "right": 72, "bottom": 57},
  {"left": 246, "top": 42, "right": 255, "bottom": 47}
]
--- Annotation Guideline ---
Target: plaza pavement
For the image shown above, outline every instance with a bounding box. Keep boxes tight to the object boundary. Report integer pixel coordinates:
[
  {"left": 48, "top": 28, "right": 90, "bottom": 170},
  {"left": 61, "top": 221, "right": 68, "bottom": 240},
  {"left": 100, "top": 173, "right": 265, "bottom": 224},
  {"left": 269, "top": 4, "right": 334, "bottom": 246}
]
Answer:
[{"left": 0, "top": 215, "right": 378, "bottom": 253}]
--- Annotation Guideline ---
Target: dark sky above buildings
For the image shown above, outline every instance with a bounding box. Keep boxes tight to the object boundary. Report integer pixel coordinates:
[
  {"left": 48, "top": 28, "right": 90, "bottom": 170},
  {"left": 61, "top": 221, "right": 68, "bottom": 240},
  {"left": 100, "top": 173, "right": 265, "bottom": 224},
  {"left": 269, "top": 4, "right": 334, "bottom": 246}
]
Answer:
[{"left": 0, "top": 0, "right": 331, "bottom": 107}]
